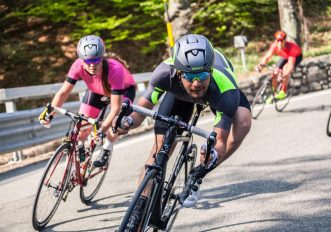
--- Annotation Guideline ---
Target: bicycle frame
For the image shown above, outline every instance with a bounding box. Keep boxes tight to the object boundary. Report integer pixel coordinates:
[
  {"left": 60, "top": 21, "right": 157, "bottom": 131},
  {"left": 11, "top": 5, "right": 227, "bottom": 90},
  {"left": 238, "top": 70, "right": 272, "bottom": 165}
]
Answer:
[
  {"left": 141, "top": 105, "right": 204, "bottom": 229},
  {"left": 47, "top": 100, "right": 109, "bottom": 194}
]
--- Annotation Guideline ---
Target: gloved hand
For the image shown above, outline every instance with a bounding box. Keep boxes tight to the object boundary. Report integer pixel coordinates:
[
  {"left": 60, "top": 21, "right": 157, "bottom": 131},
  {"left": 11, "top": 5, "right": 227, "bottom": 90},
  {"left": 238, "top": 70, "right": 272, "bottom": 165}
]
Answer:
[
  {"left": 39, "top": 106, "right": 53, "bottom": 128},
  {"left": 255, "top": 63, "right": 265, "bottom": 72},
  {"left": 115, "top": 116, "right": 134, "bottom": 135},
  {"left": 200, "top": 144, "right": 218, "bottom": 170}
]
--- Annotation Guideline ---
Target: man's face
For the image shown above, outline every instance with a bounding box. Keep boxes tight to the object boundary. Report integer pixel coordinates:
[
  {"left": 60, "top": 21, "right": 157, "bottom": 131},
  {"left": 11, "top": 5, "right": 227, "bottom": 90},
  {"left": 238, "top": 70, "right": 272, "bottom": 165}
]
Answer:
[
  {"left": 276, "top": 39, "right": 285, "bottom": 50},
  {"left": 180, "top": 71, "right": 211, "bottom": 98}
]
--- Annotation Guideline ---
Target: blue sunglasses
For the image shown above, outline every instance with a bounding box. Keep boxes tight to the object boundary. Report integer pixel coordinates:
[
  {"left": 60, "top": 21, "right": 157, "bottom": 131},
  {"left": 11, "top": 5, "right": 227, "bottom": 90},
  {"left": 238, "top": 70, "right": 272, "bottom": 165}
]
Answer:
[
  {"left": 181, "top": 71, "right": 210, "bottom": 82},
  {"left": 84, "top": 57, "right": 102, "bottom": 65}
]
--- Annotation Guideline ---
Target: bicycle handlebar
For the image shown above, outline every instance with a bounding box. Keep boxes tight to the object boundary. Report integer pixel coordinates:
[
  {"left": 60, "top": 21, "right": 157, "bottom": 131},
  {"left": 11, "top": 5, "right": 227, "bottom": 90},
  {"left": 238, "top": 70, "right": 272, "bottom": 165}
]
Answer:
[
  {"left": 116, "top": 101, "right": 217, "bottom": 165},
  {"left": 46, "top": 103, "right": 98, "bottom": 126}
]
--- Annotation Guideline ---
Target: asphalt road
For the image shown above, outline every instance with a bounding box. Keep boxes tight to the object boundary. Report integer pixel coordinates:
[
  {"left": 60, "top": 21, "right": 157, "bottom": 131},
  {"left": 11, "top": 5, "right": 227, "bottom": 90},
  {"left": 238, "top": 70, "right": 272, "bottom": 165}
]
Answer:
[{"left": 1, "top": 89, "right": 331, "bottom": 232}]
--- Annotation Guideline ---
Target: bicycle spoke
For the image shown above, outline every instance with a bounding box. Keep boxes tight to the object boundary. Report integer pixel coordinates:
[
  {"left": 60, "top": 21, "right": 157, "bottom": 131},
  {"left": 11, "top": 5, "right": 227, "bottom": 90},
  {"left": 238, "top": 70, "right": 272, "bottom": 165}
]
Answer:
[
  {"left": 80, "top": 144, "right": 109, "bottom": 204},
  {"left": 32, "top": 144, "right": 72, "bottom": 230}
]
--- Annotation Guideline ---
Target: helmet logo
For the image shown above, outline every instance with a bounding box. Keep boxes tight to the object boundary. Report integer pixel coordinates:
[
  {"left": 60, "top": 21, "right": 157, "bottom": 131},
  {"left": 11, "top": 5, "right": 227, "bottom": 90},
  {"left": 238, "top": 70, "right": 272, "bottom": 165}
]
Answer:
[
  {"left": 192, "top": 66, "right": 203, "bottom": 70},
  {"left": 84, "top": 44, "right": 98, "bottom": 55},
  {"left": 192, "top": 49, "right": 199, "bottom": 56}
]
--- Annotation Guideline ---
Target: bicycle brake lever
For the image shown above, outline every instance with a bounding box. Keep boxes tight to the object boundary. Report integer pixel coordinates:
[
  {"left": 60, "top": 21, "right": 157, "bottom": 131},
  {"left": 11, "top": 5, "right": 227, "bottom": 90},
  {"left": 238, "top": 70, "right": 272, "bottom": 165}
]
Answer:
[
  {"left": 205, "top": 132, "right": 217, "bottom": 166},
  {"left": 112, "top": 100, "right": 132, "bottom": 133}
]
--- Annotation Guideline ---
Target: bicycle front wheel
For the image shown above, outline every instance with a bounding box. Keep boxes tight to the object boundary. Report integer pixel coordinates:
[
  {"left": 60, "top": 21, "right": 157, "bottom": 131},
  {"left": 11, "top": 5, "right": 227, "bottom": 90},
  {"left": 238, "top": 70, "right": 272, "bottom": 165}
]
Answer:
[
  {"left": 327, "top": 110, "right": 331, "bottom": 137},
  {"left": 118, "top": 169, "right": 160, "bottom": 232},
  {"left": 163, "top": 144, "right": 197, "bottom": 231},
  {"left": 32, "top": 143, "right": 72, "bottom": 231},
  {"left": 251, "top": 82, "right": 270, "bottom": 119},
  {"left": 80, "top": 144, "right": 109, "bottom": 204}
]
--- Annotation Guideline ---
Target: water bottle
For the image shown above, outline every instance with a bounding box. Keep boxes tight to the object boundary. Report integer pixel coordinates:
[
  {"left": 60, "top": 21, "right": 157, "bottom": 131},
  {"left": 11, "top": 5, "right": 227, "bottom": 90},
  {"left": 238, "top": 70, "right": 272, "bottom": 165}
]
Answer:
[{"left": 78, "top": 144, "right": 85, "bottom": 162}]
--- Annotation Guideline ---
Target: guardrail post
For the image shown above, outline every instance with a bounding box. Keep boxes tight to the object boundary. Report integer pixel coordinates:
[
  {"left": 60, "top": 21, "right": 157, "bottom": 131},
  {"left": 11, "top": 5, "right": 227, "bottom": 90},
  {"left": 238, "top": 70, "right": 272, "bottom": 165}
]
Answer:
[
  {"left": 12, "top": 150, "right": 23, "bottom": 162},
  {"left": 5, "top": 101, "right": 16, "bottom": 112}
]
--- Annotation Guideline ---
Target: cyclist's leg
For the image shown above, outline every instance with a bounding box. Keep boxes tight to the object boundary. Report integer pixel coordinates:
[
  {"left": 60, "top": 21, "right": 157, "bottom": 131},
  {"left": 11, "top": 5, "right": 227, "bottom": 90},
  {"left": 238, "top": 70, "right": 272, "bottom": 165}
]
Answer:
[{"left": 274, "top": 57, "right": 287, "bottom": 92}]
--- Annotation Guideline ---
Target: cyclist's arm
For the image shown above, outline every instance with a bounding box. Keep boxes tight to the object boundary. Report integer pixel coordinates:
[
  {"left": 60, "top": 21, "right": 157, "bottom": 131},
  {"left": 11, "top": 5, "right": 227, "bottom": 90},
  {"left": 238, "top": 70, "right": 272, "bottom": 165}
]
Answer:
[
  {"left": 283, "top": 56, "right": 296, "bottom": 76},
  {"left": 213, "top": 126, "right": 230, "bottom": 165},
  {"left": 129, "top": 96, "right": 155, "bottom": 129},
  {"left": 50, "top": 81, "right": 75, "bottom": 115},
  {"left": 260, "top": 48, "right": 274, "bottom": 66},
  {"left": 101, "top": 94, "right": 122, "bottom": 132},
  {"left": 211, "top": 90, "right": 239, "bottom": 164}
]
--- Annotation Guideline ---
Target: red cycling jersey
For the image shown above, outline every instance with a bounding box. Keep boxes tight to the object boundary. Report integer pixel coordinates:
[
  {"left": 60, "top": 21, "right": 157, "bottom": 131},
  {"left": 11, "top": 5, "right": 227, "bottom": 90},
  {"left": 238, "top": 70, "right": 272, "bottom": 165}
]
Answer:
[{"left": 269, "top": 41, "right": 302, "bottom": 59}]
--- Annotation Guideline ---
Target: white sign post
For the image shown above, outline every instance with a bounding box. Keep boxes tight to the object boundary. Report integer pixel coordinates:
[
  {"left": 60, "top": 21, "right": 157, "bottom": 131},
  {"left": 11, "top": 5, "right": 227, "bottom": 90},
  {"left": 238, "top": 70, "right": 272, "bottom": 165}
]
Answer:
[{"left": 234, "top": 35, "right": 248, "bottom": 71}]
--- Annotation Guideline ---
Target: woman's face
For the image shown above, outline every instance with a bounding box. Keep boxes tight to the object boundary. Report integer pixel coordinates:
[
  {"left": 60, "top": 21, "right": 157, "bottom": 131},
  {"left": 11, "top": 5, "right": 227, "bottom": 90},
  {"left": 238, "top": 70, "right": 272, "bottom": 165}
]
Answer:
[{"left": 83, "top": 59, "right": 103, "bottom": 75}]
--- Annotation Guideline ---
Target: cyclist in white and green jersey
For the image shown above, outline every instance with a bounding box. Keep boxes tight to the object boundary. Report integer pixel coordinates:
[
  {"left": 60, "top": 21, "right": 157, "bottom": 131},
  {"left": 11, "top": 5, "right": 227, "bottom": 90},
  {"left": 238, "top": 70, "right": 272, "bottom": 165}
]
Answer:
[{"left": 118, "top": 34, "right": 252, "bottom": 213}]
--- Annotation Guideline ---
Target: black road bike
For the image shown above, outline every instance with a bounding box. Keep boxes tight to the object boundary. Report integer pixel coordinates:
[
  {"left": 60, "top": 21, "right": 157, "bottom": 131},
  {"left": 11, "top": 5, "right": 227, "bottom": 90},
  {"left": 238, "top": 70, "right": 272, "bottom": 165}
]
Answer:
[
  {"left": 251, "top": 71, "right": 294, "bottom": 119},
  {"left": 32, "top": 98, "right": 110, "bottom": 231},
  {"left": 116, "top": 103, "right": 216, "bottom": 232}
]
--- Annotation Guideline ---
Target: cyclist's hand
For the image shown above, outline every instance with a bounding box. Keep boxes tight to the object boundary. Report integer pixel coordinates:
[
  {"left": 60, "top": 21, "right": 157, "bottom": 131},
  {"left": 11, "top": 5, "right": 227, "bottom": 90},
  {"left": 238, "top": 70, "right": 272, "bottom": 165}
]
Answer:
[
  {"left": 39, "top": 106, "right": 53, "bottom": 128},
  {"left": 200, "top": 144, "right": 218, "bottom": 169},
  {"left": 115, "top": 116, "right": 134, "bottom": 135},
  {"left": 255, "top": 64, "right": 264, "bottom": 72}
]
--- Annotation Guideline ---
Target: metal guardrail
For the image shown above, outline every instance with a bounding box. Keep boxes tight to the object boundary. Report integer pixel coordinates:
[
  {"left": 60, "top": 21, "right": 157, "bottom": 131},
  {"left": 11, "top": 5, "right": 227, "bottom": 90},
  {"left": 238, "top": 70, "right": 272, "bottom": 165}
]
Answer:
[{"left": 0, "top": 72, "right": 152, "bottom": 154}]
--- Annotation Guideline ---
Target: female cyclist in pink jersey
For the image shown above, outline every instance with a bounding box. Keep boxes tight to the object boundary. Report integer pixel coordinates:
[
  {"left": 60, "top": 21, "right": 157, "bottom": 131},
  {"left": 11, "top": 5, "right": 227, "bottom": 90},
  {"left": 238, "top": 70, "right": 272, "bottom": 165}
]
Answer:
[
  {"left": 39, "top": 35, "right": 136, "bottom": 167},
  {"left": 256, "top": 30, "right": 302, "bottom": 101}
]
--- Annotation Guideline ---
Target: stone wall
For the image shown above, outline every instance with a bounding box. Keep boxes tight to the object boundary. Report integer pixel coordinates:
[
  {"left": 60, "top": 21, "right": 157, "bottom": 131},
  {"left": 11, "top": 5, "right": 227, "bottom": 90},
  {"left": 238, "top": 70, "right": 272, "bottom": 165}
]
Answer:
[{"left": 239, "top": 54, "right": 331, "bottom": 102}]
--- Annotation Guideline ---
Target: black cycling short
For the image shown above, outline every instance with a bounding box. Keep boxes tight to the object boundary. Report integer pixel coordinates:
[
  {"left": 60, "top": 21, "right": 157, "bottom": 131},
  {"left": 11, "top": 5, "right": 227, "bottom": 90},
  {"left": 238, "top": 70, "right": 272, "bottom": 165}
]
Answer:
[
  {"left": 154, "top": 90, "right": 250, "bottom": 135},
  {"left": 276, "top": 54, "right": 303, "bottom": 69},
  {"left": 82, "top": 85, "right": 136, "bottom": 110}
]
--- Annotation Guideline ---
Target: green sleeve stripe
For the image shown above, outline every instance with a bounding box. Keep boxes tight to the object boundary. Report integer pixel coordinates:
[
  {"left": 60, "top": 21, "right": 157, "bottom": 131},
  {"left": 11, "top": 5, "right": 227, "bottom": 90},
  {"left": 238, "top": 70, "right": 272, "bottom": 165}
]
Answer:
[
  {"left": 225, "top": 67, "right": 238, "bottom": 84},
  {"left": 215, "top": 49, "right": 231, "bottom": 69},
  {"left": 151, "top": 87, "right": 165, "bottom": 104},
  {"left": 164, "top": 57, "right": 174, "bottom": 65},
  {"left": 212, "top": 69, "right": 236, "bottom": 93},
  {"left": 214, "top": 49, "right": 238, "bottom": 83},
  {"left": 214, "top": 111, "right": 223, "bottom": 126}
]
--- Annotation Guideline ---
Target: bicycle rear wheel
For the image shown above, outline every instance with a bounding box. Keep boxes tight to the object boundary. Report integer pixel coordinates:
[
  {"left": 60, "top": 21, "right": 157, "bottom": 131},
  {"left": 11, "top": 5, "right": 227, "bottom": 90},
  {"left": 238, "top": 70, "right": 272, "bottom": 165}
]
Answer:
[
  {"left": 80, "top": 143, "right": 109, "bottom": 204},
  {"left": 118, "top": 169, "right": 160, "bottom": 232},
  {"left": 327, "top": 110, "right": 331, "bottom": 137},
  {"left": 275, "top": 84, "right": 293, "bottom": 112},
  {"left": 32, "top": 143, "right": 72, "bottom": 231},
  {"left": 162, "top": 144, "right": 197, "bottom": 231},
  {"left": 251, "top": 81, "right": 272, "bottom": 119}
]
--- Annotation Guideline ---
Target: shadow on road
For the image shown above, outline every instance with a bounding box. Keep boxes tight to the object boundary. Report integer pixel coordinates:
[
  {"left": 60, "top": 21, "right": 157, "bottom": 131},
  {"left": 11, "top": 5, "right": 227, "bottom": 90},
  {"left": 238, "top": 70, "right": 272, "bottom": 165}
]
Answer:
[
  {"left": 77, "top": 191, "right": 134, "bottom": 212},
  {"left": 282, "top": 104, "right": 330, "bottom": 114},
  {"left": 43, "top": 210, "right": 123, "bottom": 232},
  {"left": 196, "top": 179, "right": 300, "bottom": 210}
]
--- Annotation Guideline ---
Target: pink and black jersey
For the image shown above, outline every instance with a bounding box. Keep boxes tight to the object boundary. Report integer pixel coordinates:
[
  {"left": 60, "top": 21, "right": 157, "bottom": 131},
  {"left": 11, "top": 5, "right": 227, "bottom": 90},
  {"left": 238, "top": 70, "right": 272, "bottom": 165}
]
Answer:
[{"left": 67, "top": 58, "right": 135, "bottom": 96}]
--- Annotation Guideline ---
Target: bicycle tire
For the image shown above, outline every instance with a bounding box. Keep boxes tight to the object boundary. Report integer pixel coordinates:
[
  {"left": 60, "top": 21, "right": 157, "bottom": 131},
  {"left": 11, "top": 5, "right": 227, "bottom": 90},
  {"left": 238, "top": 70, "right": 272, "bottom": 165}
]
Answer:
[
  {"left": 32, "top": 143, "right": 72, "bottom": 231},
  {"left": 163, "top": 144, "right": 197, "bottom": 231},
  {"left": 327, "top": 110, "right": 331, "bottom": 137},
  {"left": 118, "top": 168, "right": 160, "bottom": 232},
  {"left": 251, "top": 81, "right": 270, "bottom": 119},
  {"left": 275, "top": 84, "right": 293, "bottom": 112},
  {"left": 79, "top": 144, "right": 110, "bottom": 204}
]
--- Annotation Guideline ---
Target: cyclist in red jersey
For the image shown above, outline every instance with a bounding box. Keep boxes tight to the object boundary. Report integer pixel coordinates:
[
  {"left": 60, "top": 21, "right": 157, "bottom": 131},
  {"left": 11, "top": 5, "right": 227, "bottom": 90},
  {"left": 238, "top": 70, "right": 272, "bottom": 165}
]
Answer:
[{"left": 256, "top": 30, "right": 302, "bottom": 101}]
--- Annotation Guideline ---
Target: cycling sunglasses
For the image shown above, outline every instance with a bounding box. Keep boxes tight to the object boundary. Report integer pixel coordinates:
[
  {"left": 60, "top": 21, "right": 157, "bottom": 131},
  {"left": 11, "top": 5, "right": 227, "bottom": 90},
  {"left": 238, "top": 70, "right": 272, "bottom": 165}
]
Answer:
[
  {"left": 84, "top": 57, "right": 103, "bottom": 65},
  {"left": 181, "top": 71, "right": 210, "bottom": 82}
]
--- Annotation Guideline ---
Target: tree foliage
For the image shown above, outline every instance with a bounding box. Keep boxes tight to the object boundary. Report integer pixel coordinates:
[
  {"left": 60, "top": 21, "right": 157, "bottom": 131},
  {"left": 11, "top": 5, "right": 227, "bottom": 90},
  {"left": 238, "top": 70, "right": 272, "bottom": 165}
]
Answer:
[{"left": 0, "top": 0, "right": 330, "bottom": 88}]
